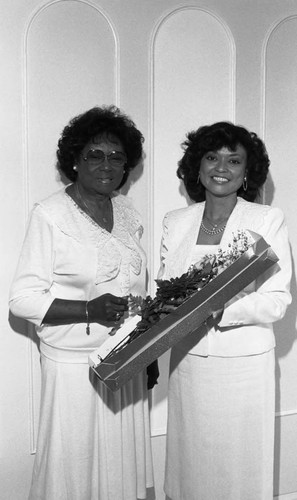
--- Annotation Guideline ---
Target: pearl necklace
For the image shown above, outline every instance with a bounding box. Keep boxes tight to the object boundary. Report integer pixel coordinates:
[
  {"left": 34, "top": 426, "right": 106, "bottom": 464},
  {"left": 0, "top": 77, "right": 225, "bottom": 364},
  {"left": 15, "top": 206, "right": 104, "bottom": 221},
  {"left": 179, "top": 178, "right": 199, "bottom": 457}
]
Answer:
[
  {"left": 200, "top": 220, "right": 226, "bottom": 235},
  {"left": 200, "top": 215, "right": 228, "bottom": 236},
  {"left": 75, "top": 183, "right": 112, "bottom": 228}
]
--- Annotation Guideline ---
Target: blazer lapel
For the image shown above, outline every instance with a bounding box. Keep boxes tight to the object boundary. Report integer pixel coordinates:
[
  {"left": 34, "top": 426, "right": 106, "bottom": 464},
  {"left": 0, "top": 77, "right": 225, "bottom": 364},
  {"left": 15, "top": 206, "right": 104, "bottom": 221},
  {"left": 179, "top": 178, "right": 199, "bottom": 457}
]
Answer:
[
  {"left": 170, "top": 203, "right": 205, "bottom": 276},
  {"left": 219, "top": 198, "right": 247, "bottom": 250}
]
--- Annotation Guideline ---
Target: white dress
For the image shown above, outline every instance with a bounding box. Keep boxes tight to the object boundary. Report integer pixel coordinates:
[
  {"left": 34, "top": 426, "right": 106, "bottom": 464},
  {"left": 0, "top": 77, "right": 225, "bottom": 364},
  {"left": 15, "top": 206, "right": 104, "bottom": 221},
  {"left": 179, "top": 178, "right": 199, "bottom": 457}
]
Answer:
[
  {"left": 9, "top": 187, "right": 154, "bottom": 500},
  {"left": 164, "top": 245, "right": 275, "bottom": 500}
]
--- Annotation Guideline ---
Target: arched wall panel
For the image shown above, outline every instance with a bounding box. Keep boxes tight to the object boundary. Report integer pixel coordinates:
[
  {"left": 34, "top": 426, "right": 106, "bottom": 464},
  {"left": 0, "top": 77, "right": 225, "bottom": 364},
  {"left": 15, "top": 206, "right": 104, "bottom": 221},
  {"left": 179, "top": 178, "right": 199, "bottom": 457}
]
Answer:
[
  {"left": 264, "top": 16, "right": 297, "bottom": 494},
  {"left": 24, "top": 0, "right": 118, "bottom": 452},
  {"left": 264, "top": 15, "right": 297, "bottom": 408},
  {"left": 149, "top": 7, "right": 235, "bottom": 435}
]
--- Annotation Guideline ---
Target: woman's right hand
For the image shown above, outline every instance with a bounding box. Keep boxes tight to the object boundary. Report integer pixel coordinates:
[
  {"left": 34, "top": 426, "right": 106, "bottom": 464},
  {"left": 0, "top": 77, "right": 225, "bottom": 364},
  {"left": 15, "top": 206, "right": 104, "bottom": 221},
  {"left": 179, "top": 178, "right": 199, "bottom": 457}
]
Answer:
[
  {"left": 88, "top": 293, "right": 128, "bottom": 324},
  {"left": 212, "top": 308, "right": 224, "bottom": 323}
]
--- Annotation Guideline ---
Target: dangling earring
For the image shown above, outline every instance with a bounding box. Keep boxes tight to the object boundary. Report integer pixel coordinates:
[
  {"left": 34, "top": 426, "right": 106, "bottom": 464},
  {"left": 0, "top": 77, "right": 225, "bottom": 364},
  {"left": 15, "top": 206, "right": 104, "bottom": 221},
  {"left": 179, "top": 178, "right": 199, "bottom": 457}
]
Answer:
[
  {"left": 243, "top": 175, "right": 247, "bottom": 191},
  {"left": 197, "top": 172, "right": 200, "bottom": 185},
  {"left": 73, "top": 165, "right": 77, "bottom": 171}
]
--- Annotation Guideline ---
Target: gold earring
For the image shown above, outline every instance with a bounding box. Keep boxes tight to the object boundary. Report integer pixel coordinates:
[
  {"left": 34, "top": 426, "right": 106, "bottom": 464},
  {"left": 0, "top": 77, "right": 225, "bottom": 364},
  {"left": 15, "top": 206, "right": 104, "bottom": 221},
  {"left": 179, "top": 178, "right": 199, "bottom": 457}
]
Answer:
[
  {"left": 73, "top": 165, "right": 77, "bottom": 171},
  {"left": 243, "top": 176, "right": 247, "bottom": 191}
]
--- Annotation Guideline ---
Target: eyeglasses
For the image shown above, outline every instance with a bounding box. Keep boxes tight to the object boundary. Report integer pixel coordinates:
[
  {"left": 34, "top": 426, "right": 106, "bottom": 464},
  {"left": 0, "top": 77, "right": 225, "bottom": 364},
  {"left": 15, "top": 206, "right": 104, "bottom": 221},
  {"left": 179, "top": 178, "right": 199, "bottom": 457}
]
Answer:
[{"left": 82, "top": 149, "right": 127, "bottom": 168}]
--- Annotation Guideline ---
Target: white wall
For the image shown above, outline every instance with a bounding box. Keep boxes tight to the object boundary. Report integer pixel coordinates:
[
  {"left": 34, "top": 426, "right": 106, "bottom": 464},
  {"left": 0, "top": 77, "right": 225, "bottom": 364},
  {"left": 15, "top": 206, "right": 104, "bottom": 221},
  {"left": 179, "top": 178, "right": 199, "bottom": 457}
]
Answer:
[{"left": 1, "top": 1, "right": 297, "bottom": 499}]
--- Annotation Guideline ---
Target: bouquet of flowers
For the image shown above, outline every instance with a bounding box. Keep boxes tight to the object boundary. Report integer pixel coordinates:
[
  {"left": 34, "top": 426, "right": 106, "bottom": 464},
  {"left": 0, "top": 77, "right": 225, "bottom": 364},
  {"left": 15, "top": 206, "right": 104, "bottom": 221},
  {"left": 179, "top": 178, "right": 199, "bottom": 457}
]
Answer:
[
  {"left": 107, "top": 230, "right": 253, "bottom": 357},
  {"left": 89, "top": 229, "right": 278, "bottom": 390}
]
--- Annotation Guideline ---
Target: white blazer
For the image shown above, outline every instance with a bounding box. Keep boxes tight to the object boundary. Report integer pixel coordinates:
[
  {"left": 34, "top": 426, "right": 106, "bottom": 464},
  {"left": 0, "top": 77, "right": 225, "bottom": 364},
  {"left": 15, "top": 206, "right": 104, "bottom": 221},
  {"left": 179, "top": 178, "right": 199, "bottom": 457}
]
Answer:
[{"left": 158, "top": 197, "right": 292, "bottom": 357}]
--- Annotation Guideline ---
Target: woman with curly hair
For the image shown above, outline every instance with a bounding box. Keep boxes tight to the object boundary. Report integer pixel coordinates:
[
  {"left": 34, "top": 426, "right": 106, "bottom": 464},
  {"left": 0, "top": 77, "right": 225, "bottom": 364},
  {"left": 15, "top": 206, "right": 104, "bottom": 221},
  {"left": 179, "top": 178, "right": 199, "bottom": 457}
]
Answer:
[
  {"left": 159, "top": 122, "right": 291, "bottom": 500},
  {"left": 9, "top": 106, "right": 155, "bottom": 500}
]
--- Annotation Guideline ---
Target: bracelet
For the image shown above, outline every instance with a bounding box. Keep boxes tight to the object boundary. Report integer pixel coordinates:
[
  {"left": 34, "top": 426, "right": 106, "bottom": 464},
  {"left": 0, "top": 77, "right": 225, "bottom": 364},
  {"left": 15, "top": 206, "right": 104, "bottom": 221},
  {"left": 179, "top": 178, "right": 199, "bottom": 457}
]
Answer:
[{"left": 86, "top": 301, "right": 90, "bottom": 335}]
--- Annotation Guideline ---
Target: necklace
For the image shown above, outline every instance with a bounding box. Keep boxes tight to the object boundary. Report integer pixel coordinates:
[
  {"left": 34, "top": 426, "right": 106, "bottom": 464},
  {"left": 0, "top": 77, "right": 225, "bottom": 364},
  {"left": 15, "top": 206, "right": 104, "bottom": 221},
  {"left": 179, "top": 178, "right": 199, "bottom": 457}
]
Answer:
[
  {"left": 200, "top": 214, "right": 229, "bottom": 236},
  {"left": 75, "top": 183, "right": 112, "bottom": 228},
  {"left": 200, "top": 220, "right": 226, "bottom": 235}
]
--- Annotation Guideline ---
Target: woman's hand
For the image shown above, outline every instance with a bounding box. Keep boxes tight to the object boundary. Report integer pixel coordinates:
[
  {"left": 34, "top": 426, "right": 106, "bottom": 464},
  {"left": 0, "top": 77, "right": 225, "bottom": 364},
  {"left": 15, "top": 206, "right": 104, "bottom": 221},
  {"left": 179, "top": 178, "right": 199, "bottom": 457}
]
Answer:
[
  {"left": 88, "top": 293, "right": 128, "bottom": 324},
  {"left": 203, "top": 308, "right": 224, "bottom": 331},
  {"left": 212, "top": 308, "right": 224, "bottom": 323}
]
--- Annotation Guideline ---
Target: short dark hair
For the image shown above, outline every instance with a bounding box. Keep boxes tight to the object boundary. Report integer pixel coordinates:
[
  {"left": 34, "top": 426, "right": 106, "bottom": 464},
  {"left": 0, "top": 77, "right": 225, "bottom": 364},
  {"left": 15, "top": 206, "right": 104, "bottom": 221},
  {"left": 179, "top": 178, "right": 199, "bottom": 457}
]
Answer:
[
  {"left": 177, "top": 121, "right": 270, "bottom": 202},
  {"left": 57, "top": 105, "right": 144, "bottom": 187}
]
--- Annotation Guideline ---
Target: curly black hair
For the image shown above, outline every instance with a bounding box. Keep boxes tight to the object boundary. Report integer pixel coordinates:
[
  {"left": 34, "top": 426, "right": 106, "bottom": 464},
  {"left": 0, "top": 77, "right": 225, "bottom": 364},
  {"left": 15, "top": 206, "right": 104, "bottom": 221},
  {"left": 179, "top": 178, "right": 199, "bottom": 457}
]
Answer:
[
  {"left": 177, "top": 121, "right": 270, "bottom": 202},
  {"left": 57, "top": 105, "right": 144, "bottom": 188}
]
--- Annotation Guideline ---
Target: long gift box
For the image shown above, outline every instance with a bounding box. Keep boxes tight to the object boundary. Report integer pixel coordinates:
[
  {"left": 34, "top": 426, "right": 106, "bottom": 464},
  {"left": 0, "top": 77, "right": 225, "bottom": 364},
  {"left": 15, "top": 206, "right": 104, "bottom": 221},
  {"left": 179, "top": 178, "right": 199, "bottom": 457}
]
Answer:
[{"left": 89, "top": 231, "right": 278, "bottom": 391}]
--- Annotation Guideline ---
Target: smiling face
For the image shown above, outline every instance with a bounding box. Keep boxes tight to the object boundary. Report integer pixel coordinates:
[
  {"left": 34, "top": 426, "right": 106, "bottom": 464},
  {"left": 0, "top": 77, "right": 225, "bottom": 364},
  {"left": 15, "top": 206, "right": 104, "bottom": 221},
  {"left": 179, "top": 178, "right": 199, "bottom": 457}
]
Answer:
[
  {"left": 199, "top": 144, "right": 247, "bottom": 201},
  {"left": 76, "top": 133, "right": 126, "bottom": 197}
]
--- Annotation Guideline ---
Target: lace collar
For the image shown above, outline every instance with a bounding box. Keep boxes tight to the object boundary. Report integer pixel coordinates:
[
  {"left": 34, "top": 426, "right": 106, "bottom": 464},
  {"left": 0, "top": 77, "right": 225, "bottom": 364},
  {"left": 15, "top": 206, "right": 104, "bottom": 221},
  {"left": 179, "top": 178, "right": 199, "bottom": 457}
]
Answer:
[{"left": 38, "top": 187, "right": 143, "bottom": 284}]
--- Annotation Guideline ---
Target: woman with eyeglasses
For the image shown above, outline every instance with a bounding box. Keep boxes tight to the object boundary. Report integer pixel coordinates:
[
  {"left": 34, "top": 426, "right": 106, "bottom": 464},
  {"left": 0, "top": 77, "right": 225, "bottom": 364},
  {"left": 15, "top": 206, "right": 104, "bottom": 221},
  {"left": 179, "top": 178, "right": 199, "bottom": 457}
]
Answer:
[{"left": 9, "top": 106, "right": 155, "bottom": 500}]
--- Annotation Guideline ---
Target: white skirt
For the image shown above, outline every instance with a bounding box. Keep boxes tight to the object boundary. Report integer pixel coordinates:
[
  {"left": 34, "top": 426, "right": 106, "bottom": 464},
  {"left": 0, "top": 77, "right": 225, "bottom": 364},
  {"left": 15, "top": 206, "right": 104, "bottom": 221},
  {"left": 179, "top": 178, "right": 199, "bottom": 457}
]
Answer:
[
  {"left": 164, "top": 348, "right": 275, "bottom": 500},
  {"left": 29, "top": 353, "right": 154, "bottom": 500}
]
